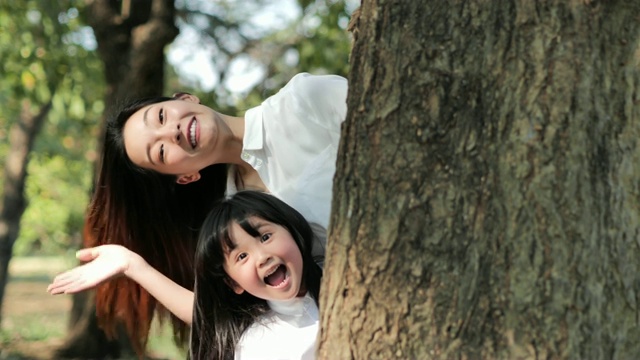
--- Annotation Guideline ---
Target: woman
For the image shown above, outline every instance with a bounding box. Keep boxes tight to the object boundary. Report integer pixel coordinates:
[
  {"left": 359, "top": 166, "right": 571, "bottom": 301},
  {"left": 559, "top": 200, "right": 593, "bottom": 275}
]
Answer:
[{"left": 47, "top": 73, "right": 347, "bottom": 353}]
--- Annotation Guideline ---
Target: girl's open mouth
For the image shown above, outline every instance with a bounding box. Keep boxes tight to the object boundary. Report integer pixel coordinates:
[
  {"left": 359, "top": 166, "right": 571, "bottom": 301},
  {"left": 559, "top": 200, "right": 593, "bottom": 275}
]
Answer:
[{"left": 264, "top": 264, "right": 288, "bottom": 287}]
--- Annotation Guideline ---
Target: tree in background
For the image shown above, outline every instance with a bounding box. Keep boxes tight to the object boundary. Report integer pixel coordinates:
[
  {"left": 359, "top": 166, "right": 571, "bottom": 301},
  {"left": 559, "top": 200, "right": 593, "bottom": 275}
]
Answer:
[
  {"left": 169, "top": 0, "right": 356, "bottom": 108},
  {"left": 56, "top": 1, "right": 179, "bottom": 358},
  {"left": 0, "top": 0, "right": 102, "bottom": 327},
  {"left": 257, "top": 0, "right": 354, "bottom": 92},
  {"left": 320, "top": 1, "right": 640, "bottom": 358}
]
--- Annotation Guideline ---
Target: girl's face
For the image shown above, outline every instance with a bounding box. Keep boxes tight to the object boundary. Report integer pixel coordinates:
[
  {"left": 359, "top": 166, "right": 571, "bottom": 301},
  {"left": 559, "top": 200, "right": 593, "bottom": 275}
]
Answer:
[
  {"left": 223, "top": 217, "right": 304, "bottom": 302},
  {"left": 122, "top": 94, "right": 224, "bottom": 183}
]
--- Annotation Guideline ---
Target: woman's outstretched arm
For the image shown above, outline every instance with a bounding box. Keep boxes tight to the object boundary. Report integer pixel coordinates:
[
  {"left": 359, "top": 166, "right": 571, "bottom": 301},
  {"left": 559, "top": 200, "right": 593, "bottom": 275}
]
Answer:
[{"left": 47, "top": 245, "right": 194, "bottom": 325}]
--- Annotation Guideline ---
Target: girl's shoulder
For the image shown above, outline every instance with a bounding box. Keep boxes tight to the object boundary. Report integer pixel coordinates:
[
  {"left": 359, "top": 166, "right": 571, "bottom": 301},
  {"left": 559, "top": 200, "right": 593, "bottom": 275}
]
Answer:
[{"left": 235, "top": 309, "right": 318, "bottom": 360}]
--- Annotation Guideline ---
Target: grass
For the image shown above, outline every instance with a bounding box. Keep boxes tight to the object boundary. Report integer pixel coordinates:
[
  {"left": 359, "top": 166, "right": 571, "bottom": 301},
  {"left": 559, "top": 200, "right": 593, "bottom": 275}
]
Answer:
[{"left": 0, "top": 256, "right": 187, "bottom": 360}]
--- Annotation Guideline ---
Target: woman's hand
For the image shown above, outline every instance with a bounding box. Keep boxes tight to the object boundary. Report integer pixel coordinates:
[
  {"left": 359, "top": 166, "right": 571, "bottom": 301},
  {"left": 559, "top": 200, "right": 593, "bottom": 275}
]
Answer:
[
  {"left": 47, "top": 245, "right": 141, "bottom": 294},
  {"left": 47, "top": 244, "right": 194, "bottom": 323}
]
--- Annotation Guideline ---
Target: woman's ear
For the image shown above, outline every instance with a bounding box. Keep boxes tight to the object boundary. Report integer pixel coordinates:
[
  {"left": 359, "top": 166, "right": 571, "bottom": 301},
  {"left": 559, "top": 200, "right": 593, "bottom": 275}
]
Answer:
[
  {"left": 176, "top": 172, "right": 201, "bottom": 185},
  {"left": 224, "top": 278, "right": 245, "bottom": 295},
  {"left": 172, "top": 92, "right": 201, "bottom": 104}
]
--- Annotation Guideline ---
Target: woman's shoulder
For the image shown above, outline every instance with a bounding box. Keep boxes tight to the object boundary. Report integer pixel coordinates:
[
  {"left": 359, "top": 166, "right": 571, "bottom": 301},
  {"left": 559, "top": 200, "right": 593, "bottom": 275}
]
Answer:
[
  {"left": 261, "top": 72, "right": 348, "bottom": 134},
  {"left": 283, "top": 72, "right": 348, "bottom": 95},
  {"left": 276, "top": 72, "right": 348, "bottom": 117}
]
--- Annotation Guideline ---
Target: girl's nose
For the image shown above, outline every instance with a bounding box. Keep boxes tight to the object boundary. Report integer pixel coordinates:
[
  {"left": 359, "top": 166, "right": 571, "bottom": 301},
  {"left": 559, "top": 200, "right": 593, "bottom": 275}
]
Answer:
[{"left": 257, "top": 251, "right": 272, "bottom": 268}]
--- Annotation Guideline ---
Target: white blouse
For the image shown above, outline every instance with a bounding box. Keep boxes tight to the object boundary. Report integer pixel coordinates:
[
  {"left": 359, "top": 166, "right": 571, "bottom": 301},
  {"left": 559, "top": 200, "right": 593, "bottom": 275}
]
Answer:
[
  {"left": 235, "top": 295, "right": 319, "bottom": 360},
  {"left": 226, "top": 73, "right": 348, "bottom": 262}
]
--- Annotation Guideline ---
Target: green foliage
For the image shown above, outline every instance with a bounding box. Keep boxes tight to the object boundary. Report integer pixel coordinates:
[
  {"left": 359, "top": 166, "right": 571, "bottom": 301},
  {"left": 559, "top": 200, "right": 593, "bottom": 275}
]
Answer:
[
  {"left": 275, "top": 1, "right": 354, "bottom": 79},
  {"left": 169, "top": 0, "right": 355, "bottom": 111},
  {"left": 0, "top": 0, "right": 103, "bottom": 255},
  {"left": 0, "top": 316, "right": 66, "bottom": 343},
  {"left": 15, "top": 154, "right": 92, "bottom": 255},
  {"left": 1, "top": 0, "right": 353, "bottom": 256},
  {"left": 238, "top": 0, "right": 355, "bottom": 107}
]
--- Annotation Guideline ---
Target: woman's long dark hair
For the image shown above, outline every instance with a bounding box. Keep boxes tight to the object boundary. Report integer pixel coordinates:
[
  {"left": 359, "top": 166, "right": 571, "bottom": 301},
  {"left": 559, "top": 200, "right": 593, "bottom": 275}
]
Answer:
[
  {"left": 190, "top": 191, "right": 323, "bottom": 360},
  {"left": 85, "top": 96, "right": 227, "bottom": 354}
]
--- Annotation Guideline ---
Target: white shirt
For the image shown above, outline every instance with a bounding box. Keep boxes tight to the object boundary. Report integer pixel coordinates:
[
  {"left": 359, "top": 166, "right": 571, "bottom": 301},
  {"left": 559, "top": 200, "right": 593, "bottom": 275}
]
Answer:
[
  {"left": 235, "top": 295, "right": 319, "bottom": 360},
  {"left": 227, "top": 73, "right": 348, "bottom": 260}
]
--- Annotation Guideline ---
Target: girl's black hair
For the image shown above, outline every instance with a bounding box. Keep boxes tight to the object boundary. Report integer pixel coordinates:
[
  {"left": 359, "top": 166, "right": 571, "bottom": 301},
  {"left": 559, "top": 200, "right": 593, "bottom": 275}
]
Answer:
[
  {"left": 87, "top": 95, "right": 228, "bottom": 353},
  {"left": 190, "top": 191, "right": 323, "bottom": 360}
]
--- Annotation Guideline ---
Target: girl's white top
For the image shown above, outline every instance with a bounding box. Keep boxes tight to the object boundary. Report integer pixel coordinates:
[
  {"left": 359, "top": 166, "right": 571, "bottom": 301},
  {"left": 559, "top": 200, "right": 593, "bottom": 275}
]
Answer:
[
  {"left": 226, "top": 73, "right": 348, "bottom": 263},
  {"left": 235, "top": 294, "right": 319, "bottom": 360}
]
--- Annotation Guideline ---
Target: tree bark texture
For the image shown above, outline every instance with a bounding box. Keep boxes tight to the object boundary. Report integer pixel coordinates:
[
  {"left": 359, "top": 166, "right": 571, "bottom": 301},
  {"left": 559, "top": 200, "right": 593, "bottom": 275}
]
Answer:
[
  {"left": 0, "top": 100, "right": 51, "bottom": 325},
  {"left": 88, "top": 0, "right": 178, "bottom": 105},
  {"left": 320, "top": 1, "right": 640, "bottom": 359},
  {"left": 57, "top": 0, "right": 179, "bottom": 358}
]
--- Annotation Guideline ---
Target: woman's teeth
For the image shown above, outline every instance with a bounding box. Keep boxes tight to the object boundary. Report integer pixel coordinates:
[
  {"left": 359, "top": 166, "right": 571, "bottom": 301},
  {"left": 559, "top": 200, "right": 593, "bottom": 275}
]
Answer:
[{"left": 189, "top": 118, "right": 197, "bottom": 148}]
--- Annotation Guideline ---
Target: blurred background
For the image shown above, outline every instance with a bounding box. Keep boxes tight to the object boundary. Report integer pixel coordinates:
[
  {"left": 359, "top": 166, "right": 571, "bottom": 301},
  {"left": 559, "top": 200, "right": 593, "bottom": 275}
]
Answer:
[{"left": 0, "top": 0, "right": 356, "bottom": 358}]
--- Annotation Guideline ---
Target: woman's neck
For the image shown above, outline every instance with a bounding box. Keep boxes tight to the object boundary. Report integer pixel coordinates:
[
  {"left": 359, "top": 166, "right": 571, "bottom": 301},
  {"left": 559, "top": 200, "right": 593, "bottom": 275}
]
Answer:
[
  {"left": 234, "top": 164, "right": 267, "bottom": 192},
  {"left": 222, "top": 113, "right": 245, "bottom": 143},
  {"left": 215, "top": 113, "right": 246, "bottom": 165},
  {"left": 219, "top": 113, "right": 268, "bottom": 192}
]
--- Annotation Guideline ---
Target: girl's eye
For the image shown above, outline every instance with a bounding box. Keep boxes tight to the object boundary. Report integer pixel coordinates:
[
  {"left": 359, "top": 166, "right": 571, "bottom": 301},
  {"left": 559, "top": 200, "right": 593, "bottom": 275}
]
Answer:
[
  {"left": 159, "top": 144, "right": 165, "bottom": 163},
  {"left": 159, "top": 108, "right": 164, "bottom": 124},
  {"left": 260, "top": 233, "right": 271, "bottom": 242},
  {"left": 237, "top": 253, "right": 247, "bottom": 261}
]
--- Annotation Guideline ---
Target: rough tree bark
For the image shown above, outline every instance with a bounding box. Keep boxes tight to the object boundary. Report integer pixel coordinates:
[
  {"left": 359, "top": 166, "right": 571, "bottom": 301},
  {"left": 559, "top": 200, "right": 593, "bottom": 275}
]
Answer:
[
  {"left": 0, "top": 100, "right": 52, "bottom": 325},
  {"left": 56, "top": 0, "right": 179, "bottom": 358},
  {"left": 320, "top": 1, "right": 640, "bottom": 359}
]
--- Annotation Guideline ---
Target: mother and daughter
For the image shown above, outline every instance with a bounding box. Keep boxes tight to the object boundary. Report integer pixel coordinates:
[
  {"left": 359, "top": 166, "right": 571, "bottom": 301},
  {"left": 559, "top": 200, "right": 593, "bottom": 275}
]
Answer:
[{"left": 47, "top": 72, "right": 347, "bottom": 358}]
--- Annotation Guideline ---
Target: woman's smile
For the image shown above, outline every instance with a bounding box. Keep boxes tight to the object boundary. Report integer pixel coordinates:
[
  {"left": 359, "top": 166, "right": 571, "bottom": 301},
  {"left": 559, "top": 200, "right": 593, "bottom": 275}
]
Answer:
[{"left": 187, "top": 116, "right": 199, "bottom": 149}]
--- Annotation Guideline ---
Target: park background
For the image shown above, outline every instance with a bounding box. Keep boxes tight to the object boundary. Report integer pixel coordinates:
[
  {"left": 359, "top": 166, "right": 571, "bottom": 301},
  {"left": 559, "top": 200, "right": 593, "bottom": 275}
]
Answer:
[
  {"left": 0, "top": 0, "right": 356, "bottom": 358},
  {"left": 5, "top": 1, "right": 640, "bottom": 359}
]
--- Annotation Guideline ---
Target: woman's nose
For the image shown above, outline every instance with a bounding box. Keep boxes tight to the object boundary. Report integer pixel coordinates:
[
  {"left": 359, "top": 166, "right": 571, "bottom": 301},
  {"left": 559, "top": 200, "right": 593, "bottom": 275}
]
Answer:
[{"left": 160, "top": 124, "right": 181, "bottom": 143}]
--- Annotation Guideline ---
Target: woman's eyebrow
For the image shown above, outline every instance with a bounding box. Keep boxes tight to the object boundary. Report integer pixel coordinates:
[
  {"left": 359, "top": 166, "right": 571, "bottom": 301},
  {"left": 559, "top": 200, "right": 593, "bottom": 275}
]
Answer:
[
  {"left": 146, "top": 144, "right": 156, "bottom": 166},
  {"left": 142, "top": 106, "right": 152, "bottom": 126},
  {"left": 142, "top": 106, "right": 156, "bottom": 166}
]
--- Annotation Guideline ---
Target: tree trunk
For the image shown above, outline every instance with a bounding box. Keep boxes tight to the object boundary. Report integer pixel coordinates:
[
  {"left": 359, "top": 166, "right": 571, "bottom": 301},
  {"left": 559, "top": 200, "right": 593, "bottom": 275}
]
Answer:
[
  {"left": 57, "top": 0, "right": 179, "bottom": 358},
  {"left": 320, "top": 1, "right": 640, "bottom": 359},
  {"left": 0, "top": 100, "right": 52, "bottom": 325}
]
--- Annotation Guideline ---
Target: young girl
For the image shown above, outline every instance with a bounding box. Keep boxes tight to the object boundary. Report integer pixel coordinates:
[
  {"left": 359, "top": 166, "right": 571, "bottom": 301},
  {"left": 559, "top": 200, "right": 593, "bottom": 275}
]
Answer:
[{"left": 190, "top": 191, "right": 323, "bottom": 360}]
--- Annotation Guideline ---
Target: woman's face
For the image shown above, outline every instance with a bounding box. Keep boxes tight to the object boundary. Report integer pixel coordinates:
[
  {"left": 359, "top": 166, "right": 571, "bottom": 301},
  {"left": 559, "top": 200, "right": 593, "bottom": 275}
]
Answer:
[{"left": 122, "top": 94, "right": 221, "bottom": 183}]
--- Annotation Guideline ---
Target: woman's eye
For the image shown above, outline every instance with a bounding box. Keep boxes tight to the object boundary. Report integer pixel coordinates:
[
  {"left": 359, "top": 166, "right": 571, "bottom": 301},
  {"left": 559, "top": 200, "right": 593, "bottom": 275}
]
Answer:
[
  {"left": 260, "top": 233, "right": 271, "bottom": 242},
  {"left": 159, "top": 108, "right": 164, "bottom": 124},
  {"left": 159, "top": 144, "right": 165, "bottom": 163}
]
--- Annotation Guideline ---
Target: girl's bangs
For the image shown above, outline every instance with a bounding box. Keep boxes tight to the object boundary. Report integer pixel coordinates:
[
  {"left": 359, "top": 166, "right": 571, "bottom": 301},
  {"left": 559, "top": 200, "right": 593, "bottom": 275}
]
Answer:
[{"left": 219, "top": 213, "right": 261, "bottom": 253}]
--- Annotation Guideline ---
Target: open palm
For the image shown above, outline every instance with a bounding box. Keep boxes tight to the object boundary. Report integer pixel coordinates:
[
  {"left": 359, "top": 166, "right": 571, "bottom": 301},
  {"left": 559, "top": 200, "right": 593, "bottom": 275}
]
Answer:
[{"left": 47, "top": 245, "right": 135, "bottom": 294}]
